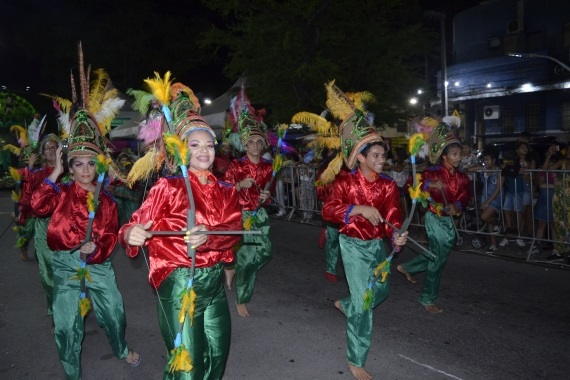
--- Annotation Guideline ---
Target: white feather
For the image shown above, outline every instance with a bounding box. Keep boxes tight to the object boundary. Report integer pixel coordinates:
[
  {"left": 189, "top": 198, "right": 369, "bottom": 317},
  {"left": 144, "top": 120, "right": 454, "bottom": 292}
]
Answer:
[
  {"left": 57, "top": 111, "right": 71, "bottom": 135},
  {"left": 95, "top": 98, "right": 125, "bottom": 124}
]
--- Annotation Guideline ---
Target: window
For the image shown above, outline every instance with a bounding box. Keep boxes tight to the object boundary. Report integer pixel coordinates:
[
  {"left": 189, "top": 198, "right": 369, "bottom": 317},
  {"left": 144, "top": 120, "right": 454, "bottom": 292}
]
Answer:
[{"left": 525, "top": 104, "right": 541, "bottom": 132}]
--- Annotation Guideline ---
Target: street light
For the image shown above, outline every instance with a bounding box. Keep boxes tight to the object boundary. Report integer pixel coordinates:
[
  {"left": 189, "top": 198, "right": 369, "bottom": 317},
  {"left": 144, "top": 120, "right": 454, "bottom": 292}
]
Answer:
[{"left": 507, "top": 52, "right": 570, "bottom": 74}]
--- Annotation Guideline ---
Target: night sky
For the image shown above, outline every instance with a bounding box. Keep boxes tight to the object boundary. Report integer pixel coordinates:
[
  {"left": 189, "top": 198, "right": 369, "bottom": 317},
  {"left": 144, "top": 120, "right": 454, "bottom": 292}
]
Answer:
[{"left": 0, "top": 0, "right": 481, "bottom": 112}]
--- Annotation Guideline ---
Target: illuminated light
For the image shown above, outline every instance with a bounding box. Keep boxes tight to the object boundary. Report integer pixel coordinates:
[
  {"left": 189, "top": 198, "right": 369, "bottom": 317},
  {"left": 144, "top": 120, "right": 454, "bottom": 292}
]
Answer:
[
  {"left": 409, "top": 97, "right": 418, "bottom": 105},
  {"left": 521, "top": 83, "right": 533, "bottom": 92},
  {"left": 203, "top": 98, "right": 212, "bottom": 105},
  {"left": 444, "top": 81, "right": 449, "bottom": 87},
  {"left": 486, "top": 83, "right": 492, "bottom": 88},
  {"left": 417, "top": 89, "right": 423, "bottom": 95},
  {"left": 454, "top": 81, "right": 460, "bottom": 87}
]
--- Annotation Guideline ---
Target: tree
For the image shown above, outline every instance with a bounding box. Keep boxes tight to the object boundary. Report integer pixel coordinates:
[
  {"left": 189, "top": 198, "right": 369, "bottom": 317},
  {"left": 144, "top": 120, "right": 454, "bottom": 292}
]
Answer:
[{"left": 200, "top": 0, "right": 435, "bottom": 125}]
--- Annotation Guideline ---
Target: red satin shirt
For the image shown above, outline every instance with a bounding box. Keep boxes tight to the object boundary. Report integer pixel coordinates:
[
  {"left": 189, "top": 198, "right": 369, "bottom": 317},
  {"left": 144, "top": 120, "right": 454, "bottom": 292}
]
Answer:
[
  {"left": 322, "top": 169, "right": 402, "bottom": 241},
  {"left": 224, "top": 155, "right": 273, "bottom": 210},
  {"left": 30, "top": 179, "right": 118, "bottom": 264},
  {"left": 118, "top": 173, "right": 242, "bottom": 289},
  {"left": 422, "top": 165, "right": 470, "bottom": 215}
]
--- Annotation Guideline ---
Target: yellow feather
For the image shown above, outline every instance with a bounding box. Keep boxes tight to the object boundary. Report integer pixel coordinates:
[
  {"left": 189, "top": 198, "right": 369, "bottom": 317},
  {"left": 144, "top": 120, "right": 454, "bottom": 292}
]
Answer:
[
  {"left": 165, "top": 134, "right": 189, "bottom": 166},
  {"left": 9, "top": 167, "right": 21, "bottom": 182},
  {"left": 12, "top": 190, "right": 20, "bottom": 202},
  {"left": 88, "top": 68, "right": 110, "bottom": 115},
  {"left": 2, "top": 144, "right": 21, "bottom": 156},
  {"left": 127, "top": 148, "right": 163, "bottom": 187},
  {"left": 345, "top": 91, "right": 375, "bottom": 112},
  {"left": 9, "top": 125, "right": 28, "bottom": 146},
  {"left": 325, "top": 80, "right": 355, "bottom": 120},
  {"left": 80, "top": 297, "right": 92, "bottom": 317},
  {"left": 144, "top": 71, "right": 172, "bottom": 106},
  {"left": 87, "top": 192, "right": 95, "bottom": 212},
  {"left": 40, "top": 94, "right": 73, "bottom": 114},
  {"left": 315, "top": 153, "right": 343, "bottom": 186}
]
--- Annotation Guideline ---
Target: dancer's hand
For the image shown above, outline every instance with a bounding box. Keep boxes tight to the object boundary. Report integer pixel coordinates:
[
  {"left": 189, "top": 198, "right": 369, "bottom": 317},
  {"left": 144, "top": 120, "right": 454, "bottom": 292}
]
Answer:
[
  {"left": 126, "top": 220, "right": 153, "bottom": 246},
  {"left": 259, "top": 190, "right": 270, "bottom": 202},
  {"left": 80, "top": 241, "right": 97, "bottom": 254},
  {"left": 184, "top": 225, "right": 208, "bottom": 249},
  {"left": 394, "top": 231, "right": 409, "bottom": 246},
  {"left": 354, "top": 205, "right": 382, "bottom": 226}
]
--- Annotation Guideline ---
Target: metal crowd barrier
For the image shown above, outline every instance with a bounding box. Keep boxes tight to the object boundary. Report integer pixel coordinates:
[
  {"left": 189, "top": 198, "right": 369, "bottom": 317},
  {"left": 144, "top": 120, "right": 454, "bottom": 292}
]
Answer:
[{"left": 268, "top": 164, "right": 570, "bottom": 266}]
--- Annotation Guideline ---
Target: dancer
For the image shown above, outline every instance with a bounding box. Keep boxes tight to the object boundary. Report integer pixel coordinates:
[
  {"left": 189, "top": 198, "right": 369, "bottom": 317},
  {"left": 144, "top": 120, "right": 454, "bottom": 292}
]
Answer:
[
  {"left": 19, "top": 132, "right": 62, "bottom": 320},
  {"left": 397, "top": 117, "right": 469, "bottom": 313},
  {"left": 321, "top": 81, "right": 408, "bottom": 380},
  {"left": 120, "top": 76, "right": 242, "bottom": 379},
  {"left": 223, "top": 87, "right": 272, "bottom": 317},
  {"left": 31, "top": 50, "right": 139, "bottom": 379}
]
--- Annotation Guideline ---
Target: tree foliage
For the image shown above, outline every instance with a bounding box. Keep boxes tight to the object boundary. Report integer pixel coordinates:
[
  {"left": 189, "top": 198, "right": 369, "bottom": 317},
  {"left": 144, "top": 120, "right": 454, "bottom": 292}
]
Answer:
[{"left": 200, "top": 0, "right": 436, "bottom": 126}]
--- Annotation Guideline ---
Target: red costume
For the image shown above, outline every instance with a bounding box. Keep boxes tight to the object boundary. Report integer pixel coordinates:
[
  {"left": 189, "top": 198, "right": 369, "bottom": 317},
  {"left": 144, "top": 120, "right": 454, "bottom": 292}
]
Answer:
[
  {"left": 422, "top": 165, "right": 470, "bottom": 215},
  {"left": 322, "top": 169, "right": 403, "bottom": 242},
  {"left": 224, "top": 155, "right": 274, "bottom": 210},
  {"left": 119, "top": 173, "right": 242, "bottom": 289},
  {"left": 30, "top": 179, "right": 118, "bottom": 264}
]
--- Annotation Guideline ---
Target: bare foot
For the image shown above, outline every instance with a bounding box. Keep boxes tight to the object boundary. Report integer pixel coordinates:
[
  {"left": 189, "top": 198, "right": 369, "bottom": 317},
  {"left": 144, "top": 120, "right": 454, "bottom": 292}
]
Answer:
[
  {"left": 125, "top": 349, "right": 141, "bottom": 367},
  {"left": 424, "top": 304, "right": 442, "bottom": 314},
  {"left": 334, "top": 300, "right": 345, "bottom": 317},
  {"left": 396, "top": 265, "right": 416, "bottom": 283},
  {"left": 224, "top": 268, "right": 235, "bottom": 290},
  {"left": 236, "top": 303, "right": 250, "bottom": 317},
  {"left": 347, "top": 359, "right": 372, "bottom": 380}
]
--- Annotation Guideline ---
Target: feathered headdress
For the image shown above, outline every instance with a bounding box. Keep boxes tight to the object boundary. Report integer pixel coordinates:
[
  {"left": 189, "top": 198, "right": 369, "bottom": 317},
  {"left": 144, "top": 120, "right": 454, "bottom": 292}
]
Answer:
[
  {"left": 43, "top": 42, "right": 123, "bottom": 162},
  {"left": 325, "top": 80, "right": 382, "bottom": 169},
  {"left": 226, "top": 85, "right": 269, "bottom": 151},
  {"left": 291, "top": 110, "right": 343, "bottom": 186},
  {"left": 126, "top": 72, "right": 216, "bottom": 186},
  {"left": 2, "top": 114, "right": 47, "bottom": 158},
  {"left": 410, "top": 116, "right": 460, "bottom": 164}
]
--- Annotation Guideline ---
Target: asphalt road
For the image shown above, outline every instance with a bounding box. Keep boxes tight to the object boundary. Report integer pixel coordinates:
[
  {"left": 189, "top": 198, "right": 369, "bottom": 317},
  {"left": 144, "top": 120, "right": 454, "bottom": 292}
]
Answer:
[{"left": 0, "top": 189, "right": 569, "bottom": 379}]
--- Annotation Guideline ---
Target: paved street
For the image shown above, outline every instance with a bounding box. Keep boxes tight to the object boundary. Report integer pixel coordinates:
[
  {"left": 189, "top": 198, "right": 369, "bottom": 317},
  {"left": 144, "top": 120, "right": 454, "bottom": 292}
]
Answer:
[{"left": 1, "top": 189, "right": 569, "bottom": 379}]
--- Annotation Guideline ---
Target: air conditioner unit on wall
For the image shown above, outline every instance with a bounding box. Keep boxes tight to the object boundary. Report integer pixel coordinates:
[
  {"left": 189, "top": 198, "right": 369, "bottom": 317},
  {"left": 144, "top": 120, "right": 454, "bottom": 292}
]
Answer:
[{"left": 484, "top": 105, "right": 500, "bottom": 120}]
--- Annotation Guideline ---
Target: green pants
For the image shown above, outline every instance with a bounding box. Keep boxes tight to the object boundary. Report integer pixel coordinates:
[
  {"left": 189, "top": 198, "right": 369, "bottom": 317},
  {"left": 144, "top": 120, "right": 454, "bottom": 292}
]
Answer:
[
  {"left": 339, "top": 235, "right": 389, "bottom": 367},
  {"left": 34, "top": 217, "right": 54, "bottom": 316},
  {"left": 402, "top": 211, "right": 455, "bottom": 306},
  {"left": 235, "top": 208, "right": 272, "bottom": 304},
  {"left": 52, "top": 250, "right": 129, "bottom": 380},
  {"left": 325, "top": 222, "right": 340, "bottom": 275},
  {"left": 158, "top": 265, "right": 231, "bottom": 380}
]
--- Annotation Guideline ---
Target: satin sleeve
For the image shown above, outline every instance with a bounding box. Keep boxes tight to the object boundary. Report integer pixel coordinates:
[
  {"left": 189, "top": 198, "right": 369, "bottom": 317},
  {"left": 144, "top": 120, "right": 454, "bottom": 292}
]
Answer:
[
  {"left": 119, "top": 179, "right": 170, "bottom": 258},
  {"left": 29, "top": 179, "right": 61, "bottom": 217},
  {"left": 322, "top": 173, "right": 353, "bottom": 225}
]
